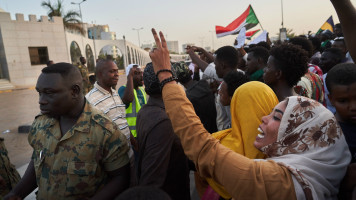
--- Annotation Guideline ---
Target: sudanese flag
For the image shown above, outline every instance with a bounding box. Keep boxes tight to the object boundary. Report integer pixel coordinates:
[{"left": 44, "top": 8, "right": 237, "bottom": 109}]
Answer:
[
  {"left": 216, "top": 5, "right": 259, "bottom": 38},
  {"left": 246, "top": 29, "right": 260, "bottom": 40}
]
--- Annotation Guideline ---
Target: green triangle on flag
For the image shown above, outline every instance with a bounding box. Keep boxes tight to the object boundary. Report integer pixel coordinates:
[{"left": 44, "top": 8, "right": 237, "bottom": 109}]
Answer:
[{"left": 246, "top": 6, "right": 259, "bottom": 25}]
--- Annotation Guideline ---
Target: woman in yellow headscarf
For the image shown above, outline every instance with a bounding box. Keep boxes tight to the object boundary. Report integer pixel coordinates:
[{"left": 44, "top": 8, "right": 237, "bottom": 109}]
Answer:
[{"left": 205, "top": 81, "right": 279, "bottom": 199}]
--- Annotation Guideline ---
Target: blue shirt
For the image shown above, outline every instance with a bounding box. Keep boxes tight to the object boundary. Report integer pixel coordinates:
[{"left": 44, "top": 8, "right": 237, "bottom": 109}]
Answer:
[
  {"left": 118, "top": 86, "right": 146, "bottom": 109},
  {"left": 339, "top": 121, "right": 356, "bottom": 163}
]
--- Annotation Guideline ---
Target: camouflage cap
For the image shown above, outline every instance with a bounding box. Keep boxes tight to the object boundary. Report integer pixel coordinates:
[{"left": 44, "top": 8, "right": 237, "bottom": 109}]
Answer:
[{"left": 172, "top": 61, "right": 191, "bottom": 83}]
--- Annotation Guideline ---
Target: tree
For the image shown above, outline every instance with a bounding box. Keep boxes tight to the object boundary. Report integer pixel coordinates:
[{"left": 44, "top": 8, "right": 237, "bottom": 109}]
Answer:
[
  {"left": 286, "top": 28, "right": 296, "bottom": 38},
  {"left": 70, "top": 41, "right": 81, "bottom": 64},
  {"left": 115, "top": 55, "right": 124, "bottom": 69},
  {"left": 41, "top": 0, "right": 85, "bottom": 35},
  {"left": 98, "top": 53, "right": 107, "bottom": 60}
]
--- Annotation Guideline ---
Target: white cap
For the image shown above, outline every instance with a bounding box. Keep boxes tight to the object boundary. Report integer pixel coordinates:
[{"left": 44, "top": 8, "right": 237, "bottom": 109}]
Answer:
[{"left": 126, "top": 64, "right": 141, "bottom": 76}]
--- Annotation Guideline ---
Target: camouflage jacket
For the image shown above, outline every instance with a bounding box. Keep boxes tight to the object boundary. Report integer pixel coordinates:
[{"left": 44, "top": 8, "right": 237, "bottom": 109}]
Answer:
[
  {"left": 77, "top": 65, "right": 93, "bottom": 95},
  {"left": 28, "top": 101, "right": 129, "bottom": 200},
  {"left": 0, "top": 138, "right": 21, "bottom": 197}
]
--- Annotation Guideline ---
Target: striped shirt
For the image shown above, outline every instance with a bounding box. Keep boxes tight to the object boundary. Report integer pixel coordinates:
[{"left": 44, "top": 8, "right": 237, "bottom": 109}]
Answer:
[{"left": 86, "top": 82, "right": 132, "bottom": 151}]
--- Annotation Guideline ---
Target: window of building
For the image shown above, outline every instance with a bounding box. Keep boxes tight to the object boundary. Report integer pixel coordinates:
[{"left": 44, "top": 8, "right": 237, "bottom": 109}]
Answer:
[{"left": 28, "top": 47, "right": 49, "bottom": 65}]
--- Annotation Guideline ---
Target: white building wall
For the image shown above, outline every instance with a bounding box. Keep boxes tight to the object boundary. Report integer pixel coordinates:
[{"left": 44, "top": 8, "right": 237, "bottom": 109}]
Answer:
[
  {"left": 65, "top": 31, "right": 95, "bottom": 64},
  {"left": 100, "top": 31, "right": 118, "bottom": 58},
  {"left": 141, "top": 43, "right": 153, "bottom": 50},
  {"left": 0, "top": 11, "right": 152, "bottom": 87},
  {"left": 93, "top": 39, "right": 151, "bottom": 68},
  {"left": 0, "top": 12, "right": 69, "bottom": 86},
  {"left": 166, "top": 41, "right": 179, "bottom": 53},
  {"left": 101, "top": 32, "right": 116, "bottom": 40},
  {"left": 170, "top": 54, "right": 189, "bottom": 62}
]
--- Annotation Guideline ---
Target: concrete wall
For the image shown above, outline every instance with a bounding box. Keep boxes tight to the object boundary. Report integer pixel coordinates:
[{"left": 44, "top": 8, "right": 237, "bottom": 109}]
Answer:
[
  {"left": 170, "top": 54, "right": 189, "bottom": 62},
  {"left": 65, "top": 31, "right": 95, "bottom": 63},
  {"left": 167, "top": 41, "right": 179, "bottom": 54},
  {"left": 0, "top": 12, "right": 69, "bottom": 86},
  {"left": 0, "top": 11, "right": 152, "bottom": 87},
  {"left": 93, "top": 39, "right": 151, "bottom": 68}
]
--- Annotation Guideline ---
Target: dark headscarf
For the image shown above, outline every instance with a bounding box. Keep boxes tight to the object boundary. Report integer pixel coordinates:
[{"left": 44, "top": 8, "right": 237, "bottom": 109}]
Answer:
[{"left": 143, "top": 62, "right": 161, "bottom": 95}]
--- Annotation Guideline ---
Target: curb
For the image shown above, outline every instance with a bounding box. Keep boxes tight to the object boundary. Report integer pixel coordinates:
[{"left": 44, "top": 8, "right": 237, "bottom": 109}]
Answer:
[
  {"left": 0, "top": 86, "right": 35, "bottom": 93},
  {"left": 0, "top": 72, "right": 126, "bottom": 93}
]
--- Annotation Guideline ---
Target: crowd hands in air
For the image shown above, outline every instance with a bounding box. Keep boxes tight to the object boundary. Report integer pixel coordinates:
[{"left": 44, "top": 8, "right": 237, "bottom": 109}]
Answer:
[{"left": 1, "top": 0, "right": 356, "bottom": 199}]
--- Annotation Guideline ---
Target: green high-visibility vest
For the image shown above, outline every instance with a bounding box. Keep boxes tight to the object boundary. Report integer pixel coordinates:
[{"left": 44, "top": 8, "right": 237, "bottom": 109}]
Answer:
[{"left": 125, "top": 86, "right": 147, "bottom": 137}]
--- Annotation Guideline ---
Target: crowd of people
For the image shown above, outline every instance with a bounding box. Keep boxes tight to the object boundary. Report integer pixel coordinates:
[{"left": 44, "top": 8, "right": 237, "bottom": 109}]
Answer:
[{"left": 1, "top": 0, "right": 356, "bottom": 199}]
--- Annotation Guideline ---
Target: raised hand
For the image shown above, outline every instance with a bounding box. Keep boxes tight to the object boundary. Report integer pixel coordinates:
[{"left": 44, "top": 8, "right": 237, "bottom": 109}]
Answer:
[
  {"left": 185, "top": 46, "right": 194, "bottom": 54},
  {"left": 191, "top": 46, "right": 202, "bottom": 52},
  {"left": 128, "top": 67, "right": 135, "bottom": 77},
  {"left": 149, "top": 28, "right": 171, "bottom": 76}
]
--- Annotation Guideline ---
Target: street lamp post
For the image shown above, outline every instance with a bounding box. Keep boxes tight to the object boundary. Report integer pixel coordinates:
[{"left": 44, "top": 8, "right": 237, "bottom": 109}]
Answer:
[
  {"left": 132, "top": 27, "right": 143, "bottom": 48},
  {"left": 281, "top": 0, "right": 284, "bottom": 28},
  {"left": 123, "top": 35, "right": 128, "bottom": 67},
  {"left": 71, "top": 0, "right": 87, "bottom": 32},
  {"left": 71, "top": 0, "right": 87, "bottom": 54},
  {"left": 279, "top": 0, "right": 287, "bottom": 41},
  {"left": 71, "top": 0, "right": 86, "bottom": 25}
]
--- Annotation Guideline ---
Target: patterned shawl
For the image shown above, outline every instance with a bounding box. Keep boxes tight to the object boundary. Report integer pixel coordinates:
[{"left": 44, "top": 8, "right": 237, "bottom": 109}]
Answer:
[{"left": 261, "top": 96, "right": 351, "bottom": 200}]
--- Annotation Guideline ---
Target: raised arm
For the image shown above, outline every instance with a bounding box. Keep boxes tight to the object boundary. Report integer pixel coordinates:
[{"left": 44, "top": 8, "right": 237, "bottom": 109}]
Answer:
[
  {"left": 148, "top": 28, "right": 296, "bottom": 200},
  {"left": 234, "top": 39, "right": 248, "bottom": 61},
  {"left": 193, "top": 46, "right": 214, "bottom": 63},
  {"left": 121, "top": 68, "right": 135, "bottom": 104},
  {"left": 331, "top": 0, "right": 356, "bottom": 61},
  {"left": 186, "top": 47, "right": 209, "bottom": 72}
]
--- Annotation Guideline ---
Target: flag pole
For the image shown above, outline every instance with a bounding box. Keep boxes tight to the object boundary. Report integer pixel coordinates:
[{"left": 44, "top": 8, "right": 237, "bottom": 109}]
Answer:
[
  {"left": 281, "top": 0, "right": 284, "bottom": 28},
  {"left": 259, "top": 23, "right": 264, "bottom": 31}
]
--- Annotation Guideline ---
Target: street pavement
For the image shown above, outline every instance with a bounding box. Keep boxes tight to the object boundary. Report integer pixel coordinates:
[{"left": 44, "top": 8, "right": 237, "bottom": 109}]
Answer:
[{"left": 1, "top": 73, "right": 200, "bottom": 199}]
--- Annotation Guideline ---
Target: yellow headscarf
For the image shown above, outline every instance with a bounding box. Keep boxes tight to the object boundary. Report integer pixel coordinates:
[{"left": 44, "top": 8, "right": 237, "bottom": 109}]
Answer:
[{"left": 206, "top": 81, "right": 279, "bottom": 199}]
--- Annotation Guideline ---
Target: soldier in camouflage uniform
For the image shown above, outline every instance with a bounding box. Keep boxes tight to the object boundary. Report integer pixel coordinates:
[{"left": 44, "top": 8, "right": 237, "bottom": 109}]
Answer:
[
  {"left": 4, "top": 63, "right": 130, "bottom": 200},
  {"left": 78, "top": 56, "right": 93, "bottom": 95},
  {"left": 0, "top": 137, "right": 21, "bottom": 198}
]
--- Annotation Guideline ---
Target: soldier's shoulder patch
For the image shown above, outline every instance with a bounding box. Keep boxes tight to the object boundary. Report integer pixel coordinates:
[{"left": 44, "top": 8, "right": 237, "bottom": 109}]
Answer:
[
  {"left": 33, "top": 114, "right": 53, "bottom": 125},
  {"left": 30, "top": 115, "right": 55, "bottom": 136},
  {"left": 88, "top": 103, "right": 117, "bottom": 134},
  {"left": 91, "top": 113, "right": 116, "bottom": 134},
  {"left": 35, "top": 113, "right": 44, "bottom": 119}
]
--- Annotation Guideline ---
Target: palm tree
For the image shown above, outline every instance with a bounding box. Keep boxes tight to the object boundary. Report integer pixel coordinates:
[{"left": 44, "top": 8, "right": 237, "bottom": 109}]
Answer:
[
  {"left": 276, "top": 28, "right": 297, "bottom": 40},
  {"left": 41, "top": 0, "right": 85, "bottom": 35}
]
